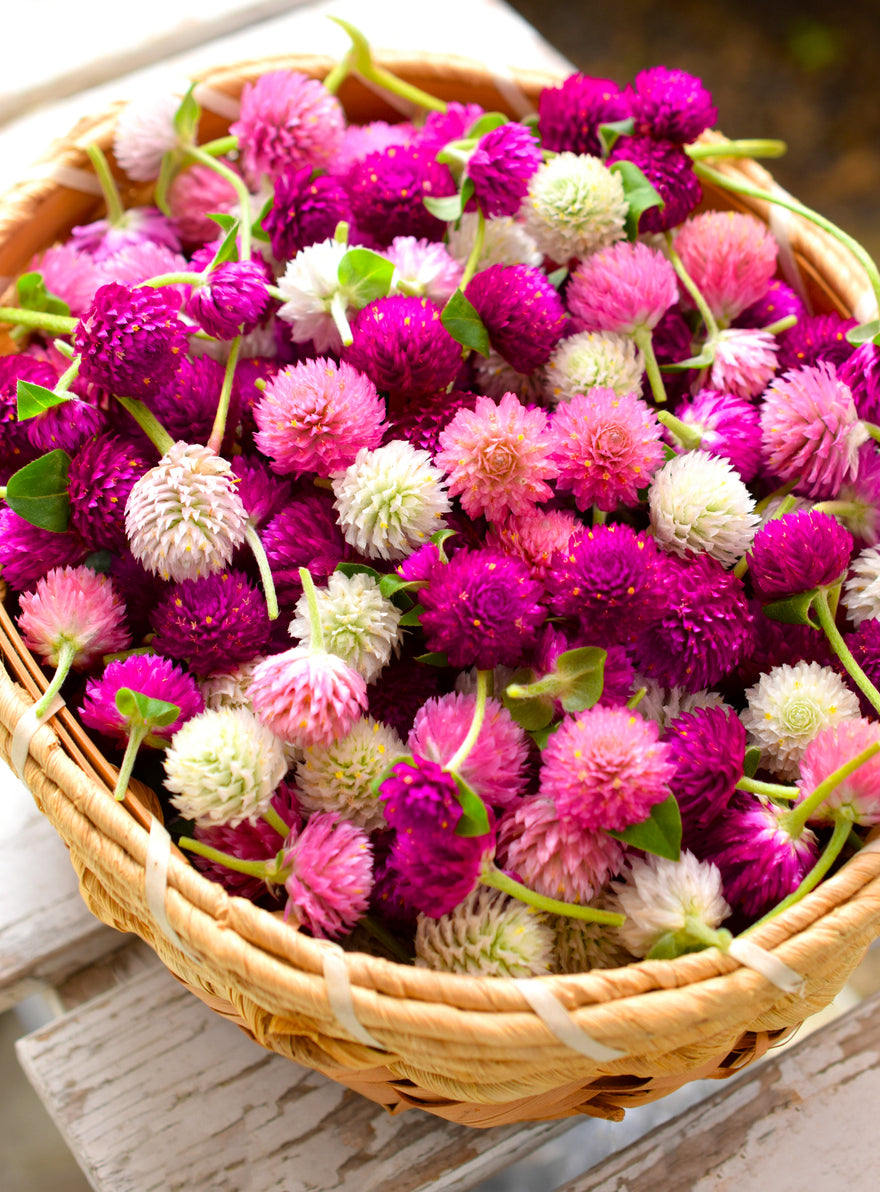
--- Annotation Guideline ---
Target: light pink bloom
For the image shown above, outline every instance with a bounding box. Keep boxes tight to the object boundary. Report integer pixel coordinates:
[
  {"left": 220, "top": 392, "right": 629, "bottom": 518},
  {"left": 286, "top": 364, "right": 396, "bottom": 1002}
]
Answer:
[
  {"left": 797, "top": 718, "right": 880, "bottom": 826},
  {"left": 18, "top": 566, "right": 130, "bottom": 668},
  {"left": 709, "top": 327, "right": 779, "bottom": 398},
  {"left": 168, "top": 162, "right": 240, "bottom": 243},
  {"left": 760, "top": 361, "right": 869, "bottom": 499},
  {"left": 30, "top": 244, "right": 105, "bottom": 317},
  {"left": 435, "top": 391, "right": 557, "bottom": 522},
  {"left": 231, "top": 71, "right": 345, "bottom": 184},
  {"left": 249, "top": 646, "right": 367, "bottom": 747},
  {"left": 674, "top": 210, "right": 778, "bottom": 324},
  {"left": 386, "top": 236, "right": 463, "bottom": 307},
  {"left": 567, "top": 240, "right": 678, "bottom": 334},
  {"left": 486, "top": 508, "right": 584, "bottom": 580},
  {"left": 283, "top": 813, "right": 373, "bottom": 939},
  {"left": 549, "top": 387, "right": 666, "bottom": 512},
  {"left": 113, "top": 92, "right": 181, "bottom": 181}
]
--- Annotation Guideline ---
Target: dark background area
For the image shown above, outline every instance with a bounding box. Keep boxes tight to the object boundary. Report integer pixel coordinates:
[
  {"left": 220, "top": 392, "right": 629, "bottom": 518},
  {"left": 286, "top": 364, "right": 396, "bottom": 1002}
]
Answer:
[{"left": 506, "top": 0, "right": 880, "bottom": 260}]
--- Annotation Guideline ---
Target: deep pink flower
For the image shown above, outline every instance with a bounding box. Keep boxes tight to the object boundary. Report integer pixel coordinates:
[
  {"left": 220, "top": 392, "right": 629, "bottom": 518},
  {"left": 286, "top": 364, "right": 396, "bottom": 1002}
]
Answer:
[
  {"left": 537, "top": 74, "right": 630, "bottom": 157},
  {"left": 262, "top": 492, "right": 353, "bottom": 606},
  {"left": 0, "top": 508, "right": 87, "bottom": 592},
  {"left": 669, "top": 389, "right": 762, "bottom": 482},
  {"left": 249, "top": 646, "right": 367, "bottom": 746},
  {"left": 343, "top": 296, "right": 462, "bottom": 400},
  {"left": 80, "top": 653, "right": 204, "bottom": 742},
  {"left": 608, "top": 135, "right": 701, "bottom": 232},
  {"left": 168, "top": 161, "right": 240, "bottom": 244},
  {"left": 345, "top": 143, "right": 455, "bottom": 242},
  {"left": 748, "top": 510, "right": 854, "bottom": 602},
  {"left": 384, "top": 388, "right": 476, "bottom": 457},
  {"left": 468, "top": 121, "right": 542, "bottom": 218},
  {"left": 231, "top": 71, "right": 345, "bottom": 184},
  {"left": 283, "top": 813, "right": 373, "bottom": 938},
  {"left": 665, "top": 706, "right": 746, "bottom": 835},
  {"left": 68, "top": 432, "right": 152, "bottom": 552},
  {"left": 567, "top": 241, "right": 678, "bottom": 334},
  {"left": 192, "top": 784, "right": 301, "bottom": 904},
  {"left": 465, "top": 264, "right": 568, "bottom": 375},
  {"left": 186, "top": 260, "right": 271, "bottom": 339},
  {"left": 778, "top": 312, "right": 858, "bottom": 374},
  {"left": 150, "top": 570, "right": 271, "bottom": 676},
  {"left": 629, "top": 66, "right": 717, "bottom": 143},
  {"left": 29, "top": 243, "right": 105, "bottom": 316},
  {"left": 263, "top": 165, "right": 351, "bottom": 261}
]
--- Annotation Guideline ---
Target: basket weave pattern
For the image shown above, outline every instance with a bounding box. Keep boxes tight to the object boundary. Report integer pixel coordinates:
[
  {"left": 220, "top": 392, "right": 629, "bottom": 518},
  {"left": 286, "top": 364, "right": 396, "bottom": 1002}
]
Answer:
[{"left": 2, "top": 54, "right": 880, "bottom": 1127}]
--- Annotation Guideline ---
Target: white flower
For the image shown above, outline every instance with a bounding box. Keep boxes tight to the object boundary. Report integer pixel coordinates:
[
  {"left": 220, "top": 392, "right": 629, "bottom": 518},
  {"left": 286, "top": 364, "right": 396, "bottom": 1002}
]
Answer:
[
  {"left": 198, "top": 658, "right": 267, "bottom": 711},
  {"left": 843, "top": 546, "right": 880, "bottom": 626},
  {"left": 550, "top": 913, "right": 635, "bottom": 974},
  {"left": 113, "top": 92, "right": 182, "bottom": 181},
  {"left": 332, "top": 440, "right": 450, "bottom": 560},
  {"left": 520, "top": 153, "right": 627, "bottom": 262},
  {"left": 415, "top": 887, "right": 554, "bottom": 977},
  {"left": 649, "top": 450, "right": 760, "bottom": 567},
  {"left": 709, "top": 327, "right": 779, "bottom": 399},
  {"left": 275, "top": 238, "right": 350, "bottom": 354},
  {"left": 447, "top": 212, "right": 543, "bottom": 270},
  {"left": 611, "top": 852, "right": 730, "bottom": 958},
  {"left": 295, "top": 716, "right": 405, "bottom": 831},
  {"left": 288, "top": 571, "right": 402, "bottom": 683},
  {"left": 544, "top": 330, "right": 643, "bottom": 404},
  {"left": 741, "top": 660, "right": 861, "bottom": 779},
  {"left": 633, "top": 677, "right": 729, "bottom": 730},
  {"left": 164, "top": 707, "right": 286, "bottom": 827},
  {"left": 386, "top": 236, "right": 462, "bottom": 306}
]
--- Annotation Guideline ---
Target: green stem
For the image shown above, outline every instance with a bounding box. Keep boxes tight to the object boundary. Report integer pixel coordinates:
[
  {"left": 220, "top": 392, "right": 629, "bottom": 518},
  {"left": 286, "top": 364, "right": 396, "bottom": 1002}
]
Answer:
[
  {"left": 754, "top": 481, "right": 797, "bottom": 517},
  {"left": 298, "top": 566, "right": 325, "bottom": 650},
  {"left": 744, "top": 817, "right": 852, "bottom": 933},
  {"left": 482, "top": 866, "right": 625, "bottom": 925},
  {"left": 184, "top": 145, "right": 252, "bottom": 259},
  {"left": 34, "top": 640, "right": 77, "bottom": 719},
  {"left": 198, "top": 135, "right": 238, "bottom": 158},
  {"left": 632, "top": 325, "right": 668, "bottom": 404},
  {"left": 626, "top": 686, "right": 647, "bottom": 711},
  {"left": 736, "top": 775, "right": 801, "bottom": 799},
  {"left": 245, "top": 523, "right": 279, "bottom": 621},
  {"left": 0, "top": 487, "right": 6, "bottom": 500},
  {"left": 656, "top": 408, "right": 701, "bottom": 450},
  {"left": 54, "top": 357, "right": 81, "bottom": 395},
  {"left": 862, "top": 421, "right": 880, "bottom": 445},
  {"left": 447, "top": 669, "right": 490, "bottom": 773},
  {"left": 592, "top": 505, "right": 607, "bottom": 526},
  {"left": 783, "top": 740, "right": 880, "bottom": 838},
  {"left": 178, "top": 836, "right": 286, "bottom": 882},
  {"left": 53, "top": 338, "right": 75, "bottom": 360},
  {"left": 113, "top": 395, "right": 174, "bottom": 455},
  {"left": 683, "top": 915, "right": 733, "bottom": 952},
  {"left": 328, "top": 18, "right": 447, "bottom": 112},
  {"left": 113, "top": 723, "right": 149, "bottom": 801},
  {"left": 665, "top": 237, "right": 720, "bottom": 342},
  {"left": 262, "top": 804, "right": 291, "bottom": 838},
  {"left": 762, "top": 314, "right": 798, "bottom": 336},
  {"left": 0, "top": 307, "right": 77, "bottom": 335},
  {"left": 323, "top": 49, "right": 356, "bottom": 96},
  {"left": 813, "top": 500, "right": 865, "bottom": 520},
  {"left": 459, "top": 210, "right": 486, "bottom": 291},
  {"left": 813, "top": 587, "right": 880, "bottom": 716},
  {"left": 85, "top": 143, "right": 125, "bottom": 225},
  {"left": 138, "top": 271, "right": 205, "bottom": 289},
  {"left": 207, "top": 335, "right": 241, "bottom": 453},
  {"left": 686, "top": 138, "right": 787, "bottom": 161}
]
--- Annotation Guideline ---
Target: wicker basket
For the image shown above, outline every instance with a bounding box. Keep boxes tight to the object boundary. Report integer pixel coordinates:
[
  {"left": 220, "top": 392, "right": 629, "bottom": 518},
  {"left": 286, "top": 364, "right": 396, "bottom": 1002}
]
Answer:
[{"left": 3, "top": 52, "right": 880, "bottom": 1129}]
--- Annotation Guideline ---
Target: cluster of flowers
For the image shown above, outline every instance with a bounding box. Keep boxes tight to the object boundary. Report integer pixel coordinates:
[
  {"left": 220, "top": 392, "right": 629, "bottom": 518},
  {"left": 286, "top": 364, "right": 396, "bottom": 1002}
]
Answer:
[{"left": 4, "top": 28, "right": 880, "bottom": 979}]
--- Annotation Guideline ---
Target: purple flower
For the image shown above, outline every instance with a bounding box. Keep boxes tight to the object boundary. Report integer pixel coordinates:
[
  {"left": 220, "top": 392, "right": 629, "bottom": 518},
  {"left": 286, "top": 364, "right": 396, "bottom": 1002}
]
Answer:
[
  {"left": 669, "top": 390, "right": 763, "bottom": 483},
  {"left": 748, "top": 510, "right": 854, "bottom": 602},
  {"left": 537, "top": 73, "right": 630, "bottom": 156},
  {"left": 0, "top": 355, "right": 58, "bottom": 463},
  {"left": 664, "top": 706, "right": 745, "bottom": 836},
  {"left": 68, "top": 432, "right": 153, "bottom": 551},
  {"left": 842, "top": 620, "right": 880, "bottom": 717},
  {"left": 839, "top": 341, "right": 880, "bottom": 425},
  {"left": 468, "top": 122, "right": 542, "bottom": 218},
  {"left": 343, "top": 296, "right": 462, "bottom": 400},
  {"left": 465, "top": 264, "right": 568, "bottom": 375},
  {"left": 263, "top": 165, "right": 351, "bottom": 260},
  {"left": 420, "top": 548, "right": 545, "bottom": 670},
  {"left": 366, "top": 654, "right": 445, "bottom": 739},
  {"left": 148, "top": 355, "right": 239, "bottom": 448},
  {"left": 0, "top": 507, "right": 87, "bottom": 593},
  {"left": 345, "top": 144, "right": 455, "bottom": 242},
  {"left": 186, "top": 261, "right": 271, "bottom": 339},
  {"left": 629, "top": 66, "right": 717, "bottom": 143},
  {"left": 417, "top": 103, "right": 485, "bottom": 155},
  {"left": 384, "top": 388, "right": 477, "bottom": 457},
  {"left": 26, "top": 398, "right": 105, "bottom": 456},
  {"left": 229, "top": 454, "right": 292, "bottom": 529},
  {"left": 734, "top": 279, "right": 806, "bottom": 331},
  {"left": 262, "top": 492, "right": 353, "bottom": 606},
  {"left": 80, "top": 653, "right": 204, "bottom": 742},
  {"left": 608, "top": 136, "right": 701, "bottom": 232},
  {"left": 150, "top": 570, "right": 271, "bottom": 676},
  {"left": 70, "top": 206, "right": 180, "bottom": 260},
  {"left": 777, "top": 312, "right": 858, "bottom": 373}
]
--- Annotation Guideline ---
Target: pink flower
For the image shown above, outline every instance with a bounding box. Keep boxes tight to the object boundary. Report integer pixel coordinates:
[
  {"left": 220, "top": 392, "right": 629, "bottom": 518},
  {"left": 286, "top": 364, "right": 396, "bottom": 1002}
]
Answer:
[
  {"left": 567, "top": 241, "right": 678, "bottom": 334},
  {"left": 435, "top": 392, "right": 558, "bottom": 522},
  {"left": 231, "top": 70, "right": 345, "bottom": 184},
  {"left": 249, "top": 646, "right": 367, "bottom": 747},
  {"left": 283, "top": 813, "right": 373, "bottom": 939},
  {"left": 18, "top": 566, "right": 130, "bottom": 668},
  {"left": 549, "top": 387, "right": 666, "bottom": 512},
  {"left": 384, "top": 236, "right": 462, "bottom": 307},
  {"left": 486, "top": 508, "right": 584, "bottom": 581},
  {"left": 709, "top": 327, "right": 779, "bottom": 398},
  {"left": 167, "top": 162, "right": 240, "bottom": 244},
  {"left": 674, "top": 211, "right": 778, "bottom": 324},
  {"left": 797, "top": 718, "right": 880, "bottom": 826}
]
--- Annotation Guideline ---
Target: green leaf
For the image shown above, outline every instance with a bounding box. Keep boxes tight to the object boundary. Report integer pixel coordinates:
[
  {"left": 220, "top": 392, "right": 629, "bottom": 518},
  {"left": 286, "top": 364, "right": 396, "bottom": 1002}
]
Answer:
[
  {"left": 464, "top": 112, "right": 510, "bottom": 140},
  {"left": 16, "top": 380, "right": 70, "bottom": 421},
  {"left": 251, "top": 194, "right": 274, "bottom": 243},
  {"left": 762, "top": 588, "right": 820, "bottom": 626},
  {"left": 154, "top": 148, "right": 180, "bottom": 216},
  {"left": 378, "top": 573, "right": 424, "bottom": 599},
  {"left": 335, "top": 562, "right": 382, "bottom": 582},
  {"left": 846, "top": 319, "right": 880, "bottom": 346},
  {"left": 414, "top": 651, "right": 448, "bottom": 667},
  {"left": 423, "top": 191, "right": 466, "bottom": 222},
  {"left": 609, "top": 159, "right": 664, "bottom": 239},
  {"left": 645, "top": 932, "right": 683, "bottom": 960},
  {"left": 441, "top": 288, "right": 491, "bottom": 356},
  {"left": 743, "top": 746, "right": 762, "bottom": 778},
  {"left": 451, "top": 773, "right": 491, "bottom": 837},
  {"left": 397, "top": 604, "right": 424, "bottom": 628},
  {"left": 529, "top": 721, "right": 560, "bottom": 751},
  {"left": 5, "top": 450, "right": 70, "bottom": 532},
  {"left": 16, "top": 271, "right": 70, "bottom": 319},
  {"left": 204, "top": 213, "right": 240, "bottom": 269},
  {"left": 546, "top": 266, "right": 569, "bottom": 290},
  {"left": 598, "top": 117, "right": 635, "bottom": 155},
  {"left": 114, "top": 688, "right": 180, "bottom": 729},
  {"left": 503, "top": 689, "right": 555, "bottom": 732},
  {"left": 430, "top": 527, "right": 457, "bottom": 560},
  {"left": 606, "top": 793, "right": 682, "bottom": 861},
  {"left": 338, "top": 247, "right": 397, "bottom": 307},
  {"left": 84, "top": 549, "right": 114, "bottom": 574},
  {"left": 173, "top": 85, "right": 200, "bottom": 140}
]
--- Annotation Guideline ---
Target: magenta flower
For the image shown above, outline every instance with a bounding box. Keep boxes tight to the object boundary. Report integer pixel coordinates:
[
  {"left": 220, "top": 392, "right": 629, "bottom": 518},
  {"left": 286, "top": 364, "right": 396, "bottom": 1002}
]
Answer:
[
  {"left": 673, "top": 211, "right": 778, "bottom": 324},
  {"left": 345, "top": 143, "right": 455, "bottom": 242},
  {"left": 26, "top": 397, "right": 105, "bottom": 456},
  {"left": 68, "top": 433, "right": 152, "bottom": 552},
  {"left": 537, "top": 73, "right": 630, "bottom": 156},
  {"left": 228, "top": 454, "right": 292, "bottom": 529},
  {"left": 0, "top": 508, "right": 87, "bottom": 592},
  {"left": 465, "top": 264, "right": 568, "bottom": 375},
  {"left": 283, "top": 813, "right": 373, "bottom": 938},
  {"left": 186, "top": 260, "right": 271, "bottom": 340},
  {"left": 669, "top": 389, "right": 762, "bottom": 482},
  {"left": 147, "top": 355, "right": 237, "bottom": 447},
  {"left": 748, "top": 510, "right": 854, "bottom": 602},
  {"left": 549, "top": 387, "right": 666, "bottom": 512},
  {"left": 778, "top": 312, "right": 858, "bottom": 374},
  {"left": 567, "top": 240, "right": 678, "bottom": 334},
  {"left": 417, "top": 102, "right": 485, "bottom": 154},
  {"left": 150, "top": 571, "right": 271, "bottom": 675},
  {"left": 231, "top": 70, "right": 345, "bottom": 184},
  {"left": 468, "top": 122, "right": 542, "bottom": 218},
  {"left": 539, "top": 705, "right": 675, "bottom": 832},
  {"left": 249, "top": 645, "right": 367, "bottom": 747},
  {"left": 798, "top": 718, "right": 880, "bottom": 826},
  {"left": 330, "top": 119, "right": 415, "bottom": 177},
  {"left": 262, "top": 492, "right": 352, "bottom": 606},
  {"left": 384, "top": 387, "right": 477, "bottom": 457},
  {"left": 263, "top": 165, "right": 351, "bottom": 261},
  {"left": 629, "top": 66, "right": 717, "bottom": 143},
  {"left": 839, "top": 342, "right": 880, "bottom": 425},
  {"left": 18, "top": 566, "right": 130, "bottom": 669},
  {"left": 665, "top": 706, "right": 746, "bottom": 834},
  {"left": 735, "top": 279, "right": 806, "bottom": 332},
  {"left": 70, "top": 206, "right": 180, "bottom": 261},
  {"left": 608, "top": 135, "right": 701, "bottom": 232},
  {"left": 344, "top": 296, "right": 462, "bottom": 400},
  {"left": 80, "top": 653, "right": 204, "bottom": 742}
]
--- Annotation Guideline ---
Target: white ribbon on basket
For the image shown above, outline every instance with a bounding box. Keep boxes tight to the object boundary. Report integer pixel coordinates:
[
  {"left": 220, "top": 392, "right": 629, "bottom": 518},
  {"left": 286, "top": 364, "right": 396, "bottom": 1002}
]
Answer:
[
  {"left": 145, "top": 816, "right": 202, "bottom": 964},
  {"left": 512, "top": 979, "right": 626, "bottom": 1062},
  {"left": 726, "top": 938, "right": 805, "bottom": 995},
  {"left": 10, "top": 693, "right": 65, "bottom": 781},
  {"left": 322, "top": 946, "right": 386, "bottom": 1050},
  {"left": 22, "top": 162, "right": 104, "bottom": 195},
  {"left": 192, "top": 84, "right": 242, "bottom": 123}
]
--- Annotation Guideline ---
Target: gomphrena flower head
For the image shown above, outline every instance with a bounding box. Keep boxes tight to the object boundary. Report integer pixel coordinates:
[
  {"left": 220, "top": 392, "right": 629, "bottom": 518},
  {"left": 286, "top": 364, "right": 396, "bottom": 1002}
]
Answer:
[
  {"left": 408, "top": 691, "right": 530, "bottom": 809},
  {"left": 709, "top": 327, "right": 779, "bottom": 399},
  {"left": 18, "top": 566, "right": 130, "bottom": 669},
  {"left": 520, "top": 153, "right": 628, "bottom": 263},
  {"left": 447, "top": 211, "right": 542, "bottom": 272},
  {"left": 275, "top": 237, "right": 350, "bottom": 354},
  {"left": 345, "top": 143, "right": 455, "bottom": 241},
  {"left": 628, "top": 66, "right": 717, "bottom": 143},
  {"left": 228, "top": 454, "right": 292, "bottom": 529},
  {"left": 25, "top": 394, "right": 105, "bottom": 457},
  {"left": 80, "top": 653, "right": 204, "bottom": 743},
  {"left": 74, "top": 282, "right": 187, "bottom": 400},
  {"left": 248, "top": 645, "right": 367, "bottom": 747},
  {"left": 288, "top": 571, "right": 402, "bottom": 684},
  {"left": 231, "top": 70, "right": 345, "bottom": 184},
  {"left": 262, "top": 492, "right": 352, "bottom": 606},
  {"left": 496, "top": 795, "right": 625, "bottom": 904},
  {"left": 28, "top": 243, "right": 104, "bottom": 319},
  {"left": 139, "top": 355, "right": 228, "bottom": 447},
  {"left": 486, "top": 507, "right": 584, "bottom": 582},
  {"left": 262, "top": 165, "right": 351, "bottom": 261},
  {"left": 385, "top": 236, "right": 462, "bottom": 307},
  {"left": 435, "top": 391, "right": 558, "bottom": 522},
  {"left": 71, "top": 206, "right": 180, "bottom": 262},
  {"left": 331, "top": 440, "right": 450, "bottom": 561},
  {"left": 163, "top": 706, "right": 287, "bottom": 827},
  {"left": 841, "top": 620, "right": 880, "bottom": 717},
  {"left": 295, "top": 716, "right": 405, "bottom": 832},
  {"left": 468, "top": 121, "right": 543, "bottom": 218},
  {"left": 254, "top": 357, "right": 386, "bottom": 477},
  {"left": 0, "top": 509, "right": 86, "bottom": 592},
  {"left": 550, "top": 387, "right": 666, "bottom": 512},
  {"left": 186, "top": 260, "right": 271, "bottom": 340},
  {"left": 544, "top": 330, "right": 644, "bottom": 404},
  {"left": 797, "top": 718, "right": 880, "bottom": 826},
  {"left": 330, "top": 118, "right": 414, "bottom": 176},
  {"left": 673, "top": 211, "right": 778, "bottom": 324},
  {"left": 282, "top": 812, "right": 373, "bottom": 939},
  {"left": 420, "top": 548, "right": 545, "bottom": 670},
  {"left": 668, "top": 389, "right": 762, "bottom": 483},
  {"left": 741, "top": 660, "right": 861, "bottom": 779},
  {"left": 612, "top": 852, "right": 729, "bottom": 958},
  {"left": 150, "top": 570, "right": 271, "bottom": 676},
  {"left": 760, "top": 362, "right": 869, "bottom": 499},
  {"left": 167, "top": 162, "right": 240, "bottom": 244},
  {"left": 832, "top": 443, "right": 880, "bottom": 546},
  {"left": 608, "top": 136, "right": 702, "bottom": 233},
  {"left": 748, "top": 510, "right": 854, "bottom": 603},
  {"left": 366, "top": 655, "right": 445, "bottom": 739},
  {"left": 839, "top": 341, "right": 880, "bottom": 425},
  {"left": 344, "top": 295, "right": 462, "bottom": 400},
  {"left": 384, "top": 387, "right": 477, "bottom": 457},
  {"left": 415, "top": 886, "right": 554, "bottom": 977},
  {"left": 844, "top": 545, "right": 880, "bottom": 626},
  {"left": 67, "top": 433, "right": 153, "bottom": 552},
  {"left": 537, "top": 73, "right": 630, "bottom": 157},
  {"left": 417, "top": 101, "right": 485, "bottom": 153},
  {"left": 736, "top": 278, "right": 806, "bottom": 332},
  {"left": 631, "top": 552, "right": 753, "bottom": 692},
  {"left": 112, "top": 91, "right": 181, "bottom": 181},
  {"left": 777, "top": 312, "right": 857, "bottom": 375},
  {"left": 634, "top": 678, "right": 728, "bottom": 732},
  {"left": 125, "top": 442, "right": 249, "bottom": 583},
  {"left": 664, "top": 706, "right": 746, "bottom": 836},
  {"left": 649, "top": 449, "right": 760, "bottom": 568},
  {"left": 567, "top": 240, "right": 678, "bottom": 334},
  {"left": 552, "top": 912, "right": 636, "bottom": 974}
]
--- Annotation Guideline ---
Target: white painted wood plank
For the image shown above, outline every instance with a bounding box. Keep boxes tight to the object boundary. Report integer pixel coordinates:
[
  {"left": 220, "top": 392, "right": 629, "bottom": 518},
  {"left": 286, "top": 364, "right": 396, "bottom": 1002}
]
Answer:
[
  {"left": 16, "top": 958, "right": 573, "bottom": 1192},
  {"left": 555, "top": 988, "right": 880, "bottom": 1192},
  {"left": 0, "top": 760, "right": 125, "bottom": 1012}
]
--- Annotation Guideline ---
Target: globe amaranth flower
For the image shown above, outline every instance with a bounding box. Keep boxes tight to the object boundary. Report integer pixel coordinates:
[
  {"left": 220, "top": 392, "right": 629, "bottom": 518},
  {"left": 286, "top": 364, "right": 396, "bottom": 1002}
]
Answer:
[
  {"left": 71, "top": 206, "right": 180, "bottom": 262},
  {"left": 248, "top": 645, "right": 367, "bottom": 747},
  {"left": 163, "top": 706, "right": 287, "bottom": 827},
  {"left": 408, "top": 691, "right": 530, "bottom": 809},
  {"left": 345, "top": 143, "right": 455, "bottom": 241},
  {"left": 667, "top": 389, "right": 762, "bottom": 483},
  {"left": 384, "top": 236, "right": 463, "bottom": 307},
  {"left": 112, "top": 91, "right": 181, "bottom": 181},
  {"left": 384, "top": 387, "right": 477, "bottom": 457},
  {"left": 288, "top": 571, "right": 402, "bottom": 684},
  {"left": 74, "top": 282, "right": 187, "bottom": 400},
  {"left": 664, "top": 705, "right": 746, "bottom": 836},
  {"left": 262, "top": 165, "right": 351, "bottom": 260},
  {"left": 741, "top": 660, "right": 861, "bottom": 779},
  {"left": 829, "top": 443, "right": 880, "bottom": 546},
  {"left": 520, "top": 153, "right": 628, "bottom": 263},
  {"left": 628, "top": 66, "right": 717, "bottom": 143},
  {"left": 839, "top": 341, "right": 880, "bottom": 425},
  {"left": 415, "top": 101, "right": 485, "bottom": 154},
  {"left": 186, "top": 260, "right": 272, "bottom": 339},
  {"left": 552, "top": 911, "right": 635, "bottom": 974},
  {"left": 550, "top": 387, "right": 666, "bottom": 512},
  {"left": 748, "top": 510, "right": 854, "bottom": 603},
  {"left": 344, "top": 295, "right": 462, "bottom": 400},
  {"left": 67, "top": 433, "right": 152, "bottom": 552},
  {"left": 486, "top": 508, "right": 584, "bottom": 582},
  {"left": 673, "top": 211, "right": 778, "bottom": 324},
  {"left": 777, "top": 312, "right": 857, "bottom": 374},
  {"left": 611, "top": 852, "right": 729, "bottom": 958},
  {"left": 25, "top": 397, "right": 105, "bottom": 458},
  {"left": 231, "top": 70, "right": 345, "bottom": 184},
  {"left": 27, "top": 243, "right": 104, "bottom": 318},
  {"left": 146, "top": 355, "right": 239, "bottom": 448},
  {"left": 649, "top": 449, "right": 760, "bottom": 568},
  {"left": 420, "top": 548, "right": 545, "bottom": 670},
  {"left": 366, "top": 655, "right": 445, "bottom": 740},
  {"left": 447, "top": 211, "right": 542, "bottom": 272},
  {"left": 537, "top": 74, "right": 630, "bottom": 157},
  {"left": 0, "top": 508, "right": 87, "bottom": 592},
  {"left": 709, "top": 327, "right": 779, "bottom": 399},
  {"left": 635, "top": 678, "right": 729, "bottom": 732},
  {"left": 539, "top": 705, "right": 675, "bottom": 833},
  {"left": 330, "top": 118, "right": 415, "bottom": 176},
  {"left": 150, "top": 570, "right": 271, "bottom": 676},
  {"left": 608, "top": 136, "right": 701, "bottom": 233},
  {"left": 254, "top": 357, "right": 386, "bottom": 477},
  {"left": 282, "top": 812, "right": 373, "bottom": 939},
  {"left": 125, "top": 442, "right": 248, "bottom": 583},
  {"left": 80, "top": 653, "right": 204, "bottom": 742},
  {"left": 262, "top": 491, "right": 352, "bottom": 606},
  {"left": 168, "top": 161, "right": 240, "bottom": 244},
  {"left": 467, "top": 121, "right": 542, "bottom": 218},
  {"left": 797, "top": 718, "right": 880, "bottom": 826},
  {"left": 544, "top": 330, "right": 644, "bottom": 404},
  {"left": 735, "top": 278, "right": 806, "bottom": 332},
  {"left": 844, "top": 545, "right": 880, "bottom": 625},
  {"left": 18, "top": 565, "right": 130, "bottom": 669},
  {"left": 228, "top": 453, "right": 292, "bottom": 529},
  {"left": 435, "top": 391, "right": 558, "bottom": 522},
  {"left": 331, "top": 440, "right": 451, "bottom": 561},
  {"left": 295, "top": 716, "right": 405, "bottom": 832},
  {"left": 761, "top": 362, "right": 869, "bottom": 499},
  {"left": 567, "top": 240, "right": 678, "bottom": 334},
  {"left": 415, "top": 886, "right": 554, "bottom": 977}
]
